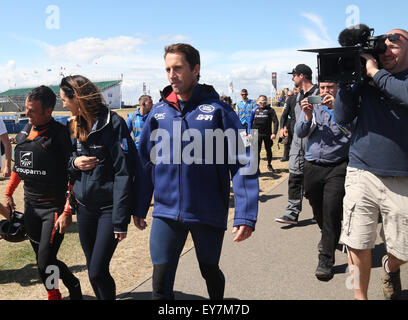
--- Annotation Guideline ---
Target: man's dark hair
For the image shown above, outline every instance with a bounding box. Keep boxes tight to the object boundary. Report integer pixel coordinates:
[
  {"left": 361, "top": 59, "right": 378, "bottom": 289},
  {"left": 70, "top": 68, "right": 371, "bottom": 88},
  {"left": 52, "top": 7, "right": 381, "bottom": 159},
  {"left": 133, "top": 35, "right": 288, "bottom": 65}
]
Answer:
[
  {"left": 164, "top": 43, "right": 201, "bottom": 81},
  {"left": 27, "top": 86, "right": 56, "bottom": 111},
  {"left": 139, "top": 95, "right": 152, "bottom": 106}
]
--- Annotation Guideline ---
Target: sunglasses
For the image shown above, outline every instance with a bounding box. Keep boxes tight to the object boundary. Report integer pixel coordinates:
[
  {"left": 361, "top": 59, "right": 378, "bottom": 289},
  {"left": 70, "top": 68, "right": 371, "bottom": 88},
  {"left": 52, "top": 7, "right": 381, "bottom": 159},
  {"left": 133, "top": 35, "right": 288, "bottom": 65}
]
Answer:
[
  {"left": 384, "top": 33, "right": 408, "bottom": 42},
  {"left": 241, "top": 94, "right": 248, "bottom": 96}
]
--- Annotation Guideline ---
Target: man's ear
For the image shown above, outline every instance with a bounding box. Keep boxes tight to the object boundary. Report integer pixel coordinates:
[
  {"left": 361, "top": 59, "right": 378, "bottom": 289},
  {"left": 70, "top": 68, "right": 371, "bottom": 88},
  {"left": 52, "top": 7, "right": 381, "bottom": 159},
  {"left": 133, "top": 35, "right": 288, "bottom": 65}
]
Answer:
[
  {"left": 193, "top": 64, "right": 201, "bottom": 79},
  {"left": 45, "top": 107, "right": 53, "bottom": 118}
]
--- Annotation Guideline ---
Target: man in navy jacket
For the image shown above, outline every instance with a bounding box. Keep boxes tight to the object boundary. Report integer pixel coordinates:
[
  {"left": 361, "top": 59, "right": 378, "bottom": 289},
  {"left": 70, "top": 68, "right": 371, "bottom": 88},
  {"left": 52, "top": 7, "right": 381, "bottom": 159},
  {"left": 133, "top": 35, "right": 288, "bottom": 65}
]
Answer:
[
  {"left": 334, "top": 28, "right": 408, "bottom": 300},
  {"left": 135, "top": 43, "right": 259, "bottom": 300}
]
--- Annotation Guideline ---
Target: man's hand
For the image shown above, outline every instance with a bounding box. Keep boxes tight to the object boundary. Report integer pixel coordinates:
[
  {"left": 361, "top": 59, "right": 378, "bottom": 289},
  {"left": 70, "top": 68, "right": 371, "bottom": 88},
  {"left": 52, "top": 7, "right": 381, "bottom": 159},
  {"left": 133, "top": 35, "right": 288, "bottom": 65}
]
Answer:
[
  {"left": 279, "top": 128, "right": 288, "bottom": 139},
  {"left": 322, "top": 94, "right": 335, "bottom": 109},
  {"left": 301, "top": 98, "right": 314, "bottom": 121},
  {"left": 115, "top": 232, "right": 127, "bottom": 242},
  {"left": 0, "top": 203, "right": 10, "bottom": 220},
  {"left": 232, "top": 225, "right": 253, "bottom": 242},
  {"left": 2, "top": 166, "right": 11, "bottom": 178},
  {"left": 55, "top": 213, "right": 72, "bottom": 234},
  {"left": 133, "top": 216, "right": 148, "bottom": 231},
  {"left": 361, "top": 53, "right": 380, "bottom": 78},
  {"left": 74, "top": 156, "right": 99, "bottom": 171},
  {"left": 270, "top": 134, "right": 276, "bottom": 141},
  {"left": 5, "top": 196, "right": 15, "bottom": 213}
]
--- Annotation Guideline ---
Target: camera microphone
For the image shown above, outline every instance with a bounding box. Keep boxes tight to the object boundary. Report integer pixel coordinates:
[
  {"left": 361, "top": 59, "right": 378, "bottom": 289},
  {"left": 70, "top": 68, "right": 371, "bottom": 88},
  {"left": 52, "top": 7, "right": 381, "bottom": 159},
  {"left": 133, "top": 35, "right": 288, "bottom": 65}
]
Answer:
[{"left": 338, "top": 24, "right": 372, "bottom": 47}]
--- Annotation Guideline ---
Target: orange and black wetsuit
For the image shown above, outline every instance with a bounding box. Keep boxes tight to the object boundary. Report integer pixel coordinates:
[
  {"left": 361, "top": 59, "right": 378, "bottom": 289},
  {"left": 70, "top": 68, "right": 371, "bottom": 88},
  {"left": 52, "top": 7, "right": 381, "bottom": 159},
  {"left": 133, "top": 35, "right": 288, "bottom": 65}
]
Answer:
[{"left": 5, "top": 119, "right": 81, "bottom": 300}]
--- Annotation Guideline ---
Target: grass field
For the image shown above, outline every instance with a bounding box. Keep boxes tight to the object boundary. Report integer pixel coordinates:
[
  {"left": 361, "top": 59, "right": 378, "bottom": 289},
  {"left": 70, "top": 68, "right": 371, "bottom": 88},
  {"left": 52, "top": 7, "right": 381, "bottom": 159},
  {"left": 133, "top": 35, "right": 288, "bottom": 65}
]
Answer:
[{"left": 0, "top": 106, "right": 288, "bottom": 300}]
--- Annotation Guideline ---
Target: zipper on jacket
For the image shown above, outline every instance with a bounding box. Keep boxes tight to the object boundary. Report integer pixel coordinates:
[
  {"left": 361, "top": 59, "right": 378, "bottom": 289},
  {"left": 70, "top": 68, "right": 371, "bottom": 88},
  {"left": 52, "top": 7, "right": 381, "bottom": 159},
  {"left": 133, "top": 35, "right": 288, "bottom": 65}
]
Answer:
[{"left": 177, "top": 115, "right": 184, "bottom": 222}]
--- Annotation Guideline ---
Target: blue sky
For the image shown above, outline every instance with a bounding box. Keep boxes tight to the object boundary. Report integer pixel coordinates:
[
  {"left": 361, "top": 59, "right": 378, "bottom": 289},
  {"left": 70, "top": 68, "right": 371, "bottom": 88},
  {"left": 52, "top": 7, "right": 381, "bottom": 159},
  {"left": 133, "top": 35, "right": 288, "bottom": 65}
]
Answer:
[{"left": 0, "top": 0, "right": 407, "bottom": 104}]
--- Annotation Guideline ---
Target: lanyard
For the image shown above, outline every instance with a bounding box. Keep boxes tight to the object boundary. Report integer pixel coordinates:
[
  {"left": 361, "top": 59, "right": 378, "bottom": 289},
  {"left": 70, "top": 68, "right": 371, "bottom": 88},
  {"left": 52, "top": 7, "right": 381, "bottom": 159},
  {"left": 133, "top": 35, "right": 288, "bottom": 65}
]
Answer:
[{"left": 322, "top": 106, "right": 351, "bottom": 136}]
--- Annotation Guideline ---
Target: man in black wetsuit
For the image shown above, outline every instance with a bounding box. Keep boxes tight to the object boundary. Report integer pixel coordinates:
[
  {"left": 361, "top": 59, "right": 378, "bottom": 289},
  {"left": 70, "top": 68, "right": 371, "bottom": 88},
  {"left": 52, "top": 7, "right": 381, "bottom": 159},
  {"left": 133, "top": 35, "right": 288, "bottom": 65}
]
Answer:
[
  {"left": 248, "top": 95, "right": 279, "bottom": 173},
  {"left": 4, "top": 86, "right": 82, "bottom": 300}
]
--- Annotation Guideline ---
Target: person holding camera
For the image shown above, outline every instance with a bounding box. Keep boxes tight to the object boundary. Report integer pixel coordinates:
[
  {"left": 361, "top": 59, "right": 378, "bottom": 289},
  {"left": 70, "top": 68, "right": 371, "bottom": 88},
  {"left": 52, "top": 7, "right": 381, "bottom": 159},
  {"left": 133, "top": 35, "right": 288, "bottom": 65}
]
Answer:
[
  {"left": 275, "top": 64, "right": 319, "bottom": 225},
  {"left": 296, "top": 82, "right": 352, "bottom": 281},
  {"left": 334, "top": 28, "right": 408, "bottom": 300}
]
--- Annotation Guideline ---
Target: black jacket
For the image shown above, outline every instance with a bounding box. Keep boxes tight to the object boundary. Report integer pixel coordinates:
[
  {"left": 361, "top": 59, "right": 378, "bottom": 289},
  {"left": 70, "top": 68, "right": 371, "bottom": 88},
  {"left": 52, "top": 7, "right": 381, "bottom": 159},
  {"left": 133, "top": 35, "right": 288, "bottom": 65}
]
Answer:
[{"left": 69, "top": 107, "right": 143, "bottom": 232}]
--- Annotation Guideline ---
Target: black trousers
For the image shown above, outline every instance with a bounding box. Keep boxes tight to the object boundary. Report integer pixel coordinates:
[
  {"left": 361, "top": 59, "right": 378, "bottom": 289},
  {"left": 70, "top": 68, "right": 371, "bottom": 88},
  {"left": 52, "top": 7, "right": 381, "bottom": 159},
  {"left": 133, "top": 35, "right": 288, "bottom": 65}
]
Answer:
[
  {"left": 257, "top": 135, "right": 273, "bottom": 167},
  {"left": 24, "top": 199, "right": 77, "bottom": 291},
  {"left": 303, "top": 160, "right": 347, "bottom": 266}
]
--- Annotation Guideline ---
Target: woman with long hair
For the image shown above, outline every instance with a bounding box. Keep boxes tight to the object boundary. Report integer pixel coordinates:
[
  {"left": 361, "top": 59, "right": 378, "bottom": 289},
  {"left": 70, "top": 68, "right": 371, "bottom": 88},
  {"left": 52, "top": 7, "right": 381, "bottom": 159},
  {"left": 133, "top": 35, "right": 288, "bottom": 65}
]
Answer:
[{"left": 59, "top": 75, "right": 143, "bottom": 300}]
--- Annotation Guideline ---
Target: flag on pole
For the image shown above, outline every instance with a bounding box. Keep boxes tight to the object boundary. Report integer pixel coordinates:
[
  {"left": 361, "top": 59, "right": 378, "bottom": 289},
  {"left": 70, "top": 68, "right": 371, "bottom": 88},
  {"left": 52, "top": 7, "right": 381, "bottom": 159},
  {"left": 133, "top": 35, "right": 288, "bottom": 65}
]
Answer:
[{"left": 272, "top": 72, "right": 277, "bottom": 91}]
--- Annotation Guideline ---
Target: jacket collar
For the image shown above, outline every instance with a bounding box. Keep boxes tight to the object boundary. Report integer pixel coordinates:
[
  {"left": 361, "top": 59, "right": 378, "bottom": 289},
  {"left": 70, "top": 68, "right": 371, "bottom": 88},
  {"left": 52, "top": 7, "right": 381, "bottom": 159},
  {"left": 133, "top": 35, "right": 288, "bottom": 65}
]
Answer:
[
  {"left": 160, "top": 84, "right": 220, "bottom": 112},
  {"left": 88, "top": 106, "right": 110, "bottom": 138}
]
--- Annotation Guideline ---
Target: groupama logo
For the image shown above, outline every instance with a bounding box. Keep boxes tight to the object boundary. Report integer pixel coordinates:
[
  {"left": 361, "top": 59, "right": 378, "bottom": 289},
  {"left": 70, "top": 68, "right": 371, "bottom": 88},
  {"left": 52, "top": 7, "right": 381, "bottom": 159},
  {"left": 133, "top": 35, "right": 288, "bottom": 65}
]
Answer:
[{"left": 20, "top": 151, "right": 33, "bottom": 168}]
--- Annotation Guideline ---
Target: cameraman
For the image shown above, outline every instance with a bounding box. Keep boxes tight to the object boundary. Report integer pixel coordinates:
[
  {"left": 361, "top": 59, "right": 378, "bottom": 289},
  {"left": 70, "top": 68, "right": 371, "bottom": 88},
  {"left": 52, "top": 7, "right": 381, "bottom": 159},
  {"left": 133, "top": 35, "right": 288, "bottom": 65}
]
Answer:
[{"left": 334, "top": 28, "right": 408, "bottom": 300}]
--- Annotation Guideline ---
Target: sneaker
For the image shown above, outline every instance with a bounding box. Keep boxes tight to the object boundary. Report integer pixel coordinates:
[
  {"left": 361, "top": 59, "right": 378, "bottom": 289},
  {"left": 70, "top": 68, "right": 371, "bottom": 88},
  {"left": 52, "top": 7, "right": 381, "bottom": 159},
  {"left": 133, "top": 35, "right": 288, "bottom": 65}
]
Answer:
[
  {"left": 68, "top": 279, "right": 83, "bottom": 300},
  {"left": 315, "top": 258, "right": 334, "bottom": 282},
  {"left": 48, "top": 289, "right": 62, "bottom": 300},
  {"left": 267, "top": 165, "right": 277, "bottom": 173},
  {"left": 382, "top": 255, "right": 401, "bottom": 300},
  {"left": 280, "top": 158, "right": 289, "bottom": 162},
  {"left": 275, "top": 215, "right": 298, "bottom": 225}
]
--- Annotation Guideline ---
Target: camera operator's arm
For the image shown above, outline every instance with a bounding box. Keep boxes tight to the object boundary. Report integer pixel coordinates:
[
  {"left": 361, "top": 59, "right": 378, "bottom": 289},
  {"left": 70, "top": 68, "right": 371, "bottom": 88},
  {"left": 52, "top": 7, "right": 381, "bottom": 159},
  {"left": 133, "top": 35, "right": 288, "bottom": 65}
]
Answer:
[{"left": 362, "top": 53, "right": 408, "bottom": 107}]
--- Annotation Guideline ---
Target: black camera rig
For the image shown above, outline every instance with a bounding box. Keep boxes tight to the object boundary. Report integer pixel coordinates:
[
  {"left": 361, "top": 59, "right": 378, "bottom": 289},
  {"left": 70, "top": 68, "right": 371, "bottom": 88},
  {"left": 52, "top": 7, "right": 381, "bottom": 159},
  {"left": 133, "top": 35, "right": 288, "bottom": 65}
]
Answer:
[{"left": 300, "top": 24, "right": 387, "bottom": 84}]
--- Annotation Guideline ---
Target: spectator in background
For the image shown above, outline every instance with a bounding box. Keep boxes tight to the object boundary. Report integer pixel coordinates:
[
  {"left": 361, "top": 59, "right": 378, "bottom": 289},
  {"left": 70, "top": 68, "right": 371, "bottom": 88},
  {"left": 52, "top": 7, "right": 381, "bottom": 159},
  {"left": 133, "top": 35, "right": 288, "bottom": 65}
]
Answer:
[
  {"left": 220, "top": 95, "right": 233, "bottom": 108},
  {"left": 0, "top": 118, "right": 12, "bottom": 178},
  {"left": 296, "top": 81, "right": 352, "bottom": 281},
  {"left": 335, "top": 28, "right": 408, "bottom": 300},
  {"left": 279, "top": 85, "right": 300, "bottom": 162},
  {"left": 248, "top": 95, "right": 279, "bottom": 173},
  {"left": 236, "top": 89, "right": 256, "bottom": 132},
  {"left": 127, "top": 95, "right": 153, "bottom": 149}
]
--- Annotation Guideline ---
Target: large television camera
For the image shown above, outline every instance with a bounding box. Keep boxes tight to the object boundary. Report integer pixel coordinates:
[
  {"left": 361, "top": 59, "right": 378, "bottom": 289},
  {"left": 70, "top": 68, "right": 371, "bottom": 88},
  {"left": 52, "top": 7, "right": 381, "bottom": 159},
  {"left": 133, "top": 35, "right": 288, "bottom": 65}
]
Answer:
[{"left": 300, "top": 24, "right": 387, "bottom": 84}]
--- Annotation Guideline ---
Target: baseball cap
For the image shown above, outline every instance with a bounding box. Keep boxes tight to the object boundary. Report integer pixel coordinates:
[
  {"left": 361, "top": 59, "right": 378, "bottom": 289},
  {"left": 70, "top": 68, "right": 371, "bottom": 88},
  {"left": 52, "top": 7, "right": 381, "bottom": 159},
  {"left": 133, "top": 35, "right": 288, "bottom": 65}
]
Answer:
[{"left": 288, "top": 64, "right": 313, "bottom": 78}]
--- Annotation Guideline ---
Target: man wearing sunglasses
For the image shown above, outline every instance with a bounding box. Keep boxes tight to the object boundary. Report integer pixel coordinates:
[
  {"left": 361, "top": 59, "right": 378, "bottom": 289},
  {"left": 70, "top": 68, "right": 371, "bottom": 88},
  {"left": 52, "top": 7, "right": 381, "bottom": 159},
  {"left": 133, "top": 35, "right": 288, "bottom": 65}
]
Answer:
[
  {"left": 335, "top": 28, "right": 408, "bottom": 300},
  {"left": 236, "top": 89, "right": 257, "bottom": 132}
]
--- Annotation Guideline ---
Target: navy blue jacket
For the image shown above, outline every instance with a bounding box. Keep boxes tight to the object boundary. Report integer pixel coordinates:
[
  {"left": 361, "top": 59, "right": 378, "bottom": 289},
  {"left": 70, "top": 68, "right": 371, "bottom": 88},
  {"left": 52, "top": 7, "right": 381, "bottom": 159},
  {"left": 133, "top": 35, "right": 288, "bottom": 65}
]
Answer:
[
  {"left": 138, "top": 84, "right": 259, "bottom": 230},
  {"left": 68, "top": 107, "right": 143, "bottom": 232},
  {"left": 334, "top": 69, "right": 408, "bottom": 176}
]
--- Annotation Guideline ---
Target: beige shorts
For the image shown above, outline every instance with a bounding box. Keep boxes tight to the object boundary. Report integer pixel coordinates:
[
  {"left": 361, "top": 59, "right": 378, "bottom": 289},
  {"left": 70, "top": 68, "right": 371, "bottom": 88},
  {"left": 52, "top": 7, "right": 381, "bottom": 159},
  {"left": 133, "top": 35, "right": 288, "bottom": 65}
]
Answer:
[{"left": 340, "top": 167, "right": 408, "bottom": 262}]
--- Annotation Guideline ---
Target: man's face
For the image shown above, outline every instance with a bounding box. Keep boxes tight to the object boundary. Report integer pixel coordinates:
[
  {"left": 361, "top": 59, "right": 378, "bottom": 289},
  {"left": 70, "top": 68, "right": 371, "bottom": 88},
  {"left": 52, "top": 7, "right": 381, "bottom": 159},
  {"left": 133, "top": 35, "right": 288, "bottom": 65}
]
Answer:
[
  {"left": 379, "top": 30, "right": 408, "bottom": 74},
  {"left": 25, "top": 98, "right": 52, "bottom": 127},
  {"left": 292, "top": 74, "right": 302, "bottom": 87},
  {"left": 165, "top": 52, "right": 199, "bottom": 99},
  {"left": 319, "top": 82, "right": 338, "bottom": 97},
  {"left": 241, "top": 91, "right": 248, "bottom": 101},
  {"left": 258, "top": 97, "right": 268, "bottom": 108},
  {"left": 144, "top": 97, "right": 153, "bottom": 112}
]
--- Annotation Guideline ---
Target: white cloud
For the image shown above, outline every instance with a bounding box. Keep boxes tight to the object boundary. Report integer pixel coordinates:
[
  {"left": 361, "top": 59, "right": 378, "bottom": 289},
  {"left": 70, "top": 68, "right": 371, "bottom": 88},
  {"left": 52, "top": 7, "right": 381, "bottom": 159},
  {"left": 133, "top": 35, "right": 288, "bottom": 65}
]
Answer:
[
  {"left": 47, "top": 36, "right": 145, "bottom": 63},
  {"left": 157, "top": 34, "right": 190, "bottom": 42}
]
